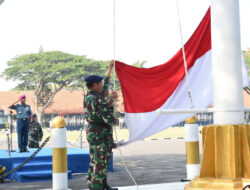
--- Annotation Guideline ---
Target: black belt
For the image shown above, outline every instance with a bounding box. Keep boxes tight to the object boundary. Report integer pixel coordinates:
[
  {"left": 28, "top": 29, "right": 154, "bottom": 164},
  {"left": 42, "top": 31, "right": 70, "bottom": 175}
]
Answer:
[
  {"left": 18, "top": 118, "right": 28, "bottom": 121},
  {"left": 88, "top": 121, "right": 107, "bottom": 126}
]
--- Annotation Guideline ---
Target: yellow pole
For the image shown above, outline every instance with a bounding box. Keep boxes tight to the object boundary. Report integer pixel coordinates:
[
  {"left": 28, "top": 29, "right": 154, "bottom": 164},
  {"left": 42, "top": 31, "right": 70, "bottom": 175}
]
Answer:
[{"left": 185, "top": 124, "right": 250, "bottom": 189}]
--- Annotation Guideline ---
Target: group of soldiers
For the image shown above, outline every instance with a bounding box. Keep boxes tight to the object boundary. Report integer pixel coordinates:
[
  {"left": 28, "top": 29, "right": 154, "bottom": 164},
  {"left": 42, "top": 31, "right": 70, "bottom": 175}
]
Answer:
[{"left": 64, "top": 117, "right": 87, "bottom": 131}]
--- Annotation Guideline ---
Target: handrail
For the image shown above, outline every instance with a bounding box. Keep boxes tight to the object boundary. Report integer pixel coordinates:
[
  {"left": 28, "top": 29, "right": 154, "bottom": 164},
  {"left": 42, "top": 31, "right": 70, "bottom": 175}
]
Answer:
[{"left": 157, "top": 107, "right": 250, "bottom": 114}]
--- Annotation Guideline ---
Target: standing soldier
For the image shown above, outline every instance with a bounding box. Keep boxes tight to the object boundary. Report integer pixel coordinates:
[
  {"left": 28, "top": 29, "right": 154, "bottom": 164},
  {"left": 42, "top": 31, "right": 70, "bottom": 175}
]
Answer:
[
  {"left": 8, "top": 95, "right": 32, "bottom": 153},
  {"left": 28, "top": 114, "right": 43, "bottom": 148},
  {"left": 84, "top": 61, "right": 118, "bottom": 190}
]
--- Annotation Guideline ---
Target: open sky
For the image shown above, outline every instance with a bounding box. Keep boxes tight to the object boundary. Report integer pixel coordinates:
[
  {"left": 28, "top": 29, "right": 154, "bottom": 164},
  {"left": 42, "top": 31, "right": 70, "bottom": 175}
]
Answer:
[{"left": 0, "top": 0, "right": 250, "bottom": 91}]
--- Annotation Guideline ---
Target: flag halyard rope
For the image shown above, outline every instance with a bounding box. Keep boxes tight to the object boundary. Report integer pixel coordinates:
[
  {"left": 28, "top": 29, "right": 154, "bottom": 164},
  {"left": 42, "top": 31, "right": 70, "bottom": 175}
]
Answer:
[
  {"left": 176, "top": 0, "right": 195, "bottom": 109},
  {"left": 112, "top": 0, "right": 138, "bottom": 189}
]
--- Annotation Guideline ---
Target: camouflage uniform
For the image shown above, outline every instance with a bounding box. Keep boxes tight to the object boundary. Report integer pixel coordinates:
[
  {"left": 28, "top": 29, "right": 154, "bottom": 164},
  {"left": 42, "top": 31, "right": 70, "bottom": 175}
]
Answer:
[
  {"left": 28, "top": 121, "right": 43, "bottom": 148},
  {"left": 84, "top": 77, "right": 116, "bottom": 190}
]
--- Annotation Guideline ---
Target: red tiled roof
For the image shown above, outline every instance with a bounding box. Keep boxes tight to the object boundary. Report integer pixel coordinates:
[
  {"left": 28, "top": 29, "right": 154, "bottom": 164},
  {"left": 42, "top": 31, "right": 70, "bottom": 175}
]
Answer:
[{"left": 0, "top": 90, "right": 124, "bottom": 114}]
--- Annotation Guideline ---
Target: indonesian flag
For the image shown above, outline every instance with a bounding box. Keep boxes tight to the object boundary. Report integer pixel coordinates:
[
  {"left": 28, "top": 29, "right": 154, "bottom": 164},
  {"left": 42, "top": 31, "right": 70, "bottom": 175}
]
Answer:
[{"left": 115, "top": 8, "right": 250, "bottom": 144}]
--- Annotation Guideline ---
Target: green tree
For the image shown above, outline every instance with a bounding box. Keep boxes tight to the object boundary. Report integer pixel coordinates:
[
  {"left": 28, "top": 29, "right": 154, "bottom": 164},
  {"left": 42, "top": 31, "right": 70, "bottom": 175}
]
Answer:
[
  {"left": 132, "top": 60, "right": 147, "bottom": 68},
  {"left": 243, "top": 48, "right": 250, "bottom": 76},
  {"left": 1, "top": 51, "right": 109, "bottom": 126}
]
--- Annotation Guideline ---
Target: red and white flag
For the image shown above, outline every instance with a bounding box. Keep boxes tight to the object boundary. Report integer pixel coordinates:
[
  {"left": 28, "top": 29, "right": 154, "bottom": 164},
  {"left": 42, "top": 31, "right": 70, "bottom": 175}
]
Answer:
[{"left": 115, "top": 9, "right": 250, "bottom": 144}]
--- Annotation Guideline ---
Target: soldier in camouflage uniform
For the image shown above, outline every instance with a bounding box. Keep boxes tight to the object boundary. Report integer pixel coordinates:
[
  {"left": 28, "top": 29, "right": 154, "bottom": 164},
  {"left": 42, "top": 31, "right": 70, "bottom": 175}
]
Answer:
[
  {"left": 84, "top": 61, "right": 118, "bottom": 190},
  {"left": 28, "top": 114, "right": 43, "bottom": 148}
]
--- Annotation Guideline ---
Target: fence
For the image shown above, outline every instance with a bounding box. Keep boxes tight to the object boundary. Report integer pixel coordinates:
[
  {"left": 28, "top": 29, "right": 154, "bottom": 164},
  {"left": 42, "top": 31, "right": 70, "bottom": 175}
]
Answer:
[
  {"left": 1, "top": 112, "right": 249, "bottom": 131},
  {"left": 175, "top": 111, "right": 250, "bottom": 127}
]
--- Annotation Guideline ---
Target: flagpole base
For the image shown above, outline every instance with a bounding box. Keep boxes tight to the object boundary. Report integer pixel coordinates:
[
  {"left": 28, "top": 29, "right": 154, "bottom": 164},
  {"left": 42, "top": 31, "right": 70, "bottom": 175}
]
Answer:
[
  {"left": 185, "top": 178, "right": 250, "bottom": 190},
  {"left": 185, "top": 125, "right": 250, "bottom": 189}
]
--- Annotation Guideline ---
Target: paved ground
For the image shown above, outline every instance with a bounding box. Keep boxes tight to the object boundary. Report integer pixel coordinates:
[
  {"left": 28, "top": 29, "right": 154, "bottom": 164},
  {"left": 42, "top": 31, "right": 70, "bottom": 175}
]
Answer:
[
  {"left": 0, "top": 139, "right": 198, "bottom": 190},
  {"left": 108, "top": 182, "right": 189, "bottom": 190}
]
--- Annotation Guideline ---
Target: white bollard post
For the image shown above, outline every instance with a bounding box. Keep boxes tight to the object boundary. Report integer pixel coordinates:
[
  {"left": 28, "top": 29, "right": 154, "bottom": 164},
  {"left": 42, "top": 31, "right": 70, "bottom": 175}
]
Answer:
[
  {"left": 52, "top": 116, "right": 68, "bottom": 190},
  {"left": 184, "top": 116, "right": 200, "bottom": 180}
]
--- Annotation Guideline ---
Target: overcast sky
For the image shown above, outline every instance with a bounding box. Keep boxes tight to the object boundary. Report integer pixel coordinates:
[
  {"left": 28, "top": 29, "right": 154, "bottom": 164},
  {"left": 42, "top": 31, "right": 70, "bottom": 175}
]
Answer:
[{"left": 0, "top": 0, "right": 249, "bottom": 91}]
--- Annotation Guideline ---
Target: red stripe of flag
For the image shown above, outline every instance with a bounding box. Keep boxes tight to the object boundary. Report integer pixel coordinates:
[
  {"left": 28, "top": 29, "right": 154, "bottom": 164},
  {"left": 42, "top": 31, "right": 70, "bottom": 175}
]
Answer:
[{"left": 115, "top": 8, "right": 211, "bottom": 113}]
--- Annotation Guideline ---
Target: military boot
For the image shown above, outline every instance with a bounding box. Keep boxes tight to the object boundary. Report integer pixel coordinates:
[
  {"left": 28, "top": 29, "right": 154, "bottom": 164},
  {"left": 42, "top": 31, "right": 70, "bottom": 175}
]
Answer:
[
  {"left": 103, "top": 178, "right": 118, "bottom": 190},
  {"left": 88, "top": 187, "right": 103, "bottom": 190}
]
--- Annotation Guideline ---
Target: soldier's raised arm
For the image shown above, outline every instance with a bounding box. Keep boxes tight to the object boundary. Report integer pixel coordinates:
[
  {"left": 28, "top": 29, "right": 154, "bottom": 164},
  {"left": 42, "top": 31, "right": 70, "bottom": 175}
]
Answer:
[
  {"left": 105, "top": 60, "right": 114, "bottom": 79},
  {"left": 8, "top": 99, "right": 20, "bottom": 109},
  {"left": 101, "top": 60, "right": 114, "bottom": 95}
]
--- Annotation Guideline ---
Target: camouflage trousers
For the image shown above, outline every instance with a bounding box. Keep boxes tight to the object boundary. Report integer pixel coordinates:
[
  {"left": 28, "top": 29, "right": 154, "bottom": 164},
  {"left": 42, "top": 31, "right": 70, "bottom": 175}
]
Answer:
[
  {"left": 87, "top": 141, "right": 112, "bottom": 190},
  {"left": 28, "top": 140, "right": 39, "bottom": 148}
]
